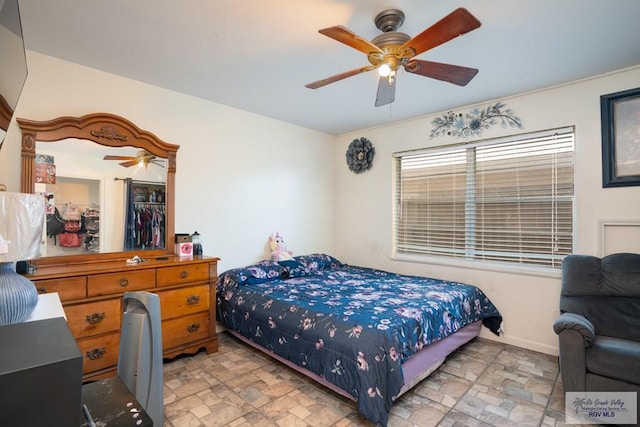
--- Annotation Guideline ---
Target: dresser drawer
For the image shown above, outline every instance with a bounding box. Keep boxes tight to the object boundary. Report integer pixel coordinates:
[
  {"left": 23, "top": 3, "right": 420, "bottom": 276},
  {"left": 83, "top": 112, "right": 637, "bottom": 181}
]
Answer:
[
  {"left": 65, "top": 298, "right": 121, "bottom": 339},
  {"left": 158, "top": 284, "right": 209, "bottom": 320},
  {"left": 77, "top": 332, "right": 121, "bottom": 374},
  {"left": 34, "top": 276, "right": 87, "bottom": 301},
  {"left": 87, "top": 269, "right": 155, "bottom": 296},
  {"left": 162, "top": 312, "right": 209, "bottom": 349},
  {"left": 157, "top": 263, "right": 209, "bottom": 287}
]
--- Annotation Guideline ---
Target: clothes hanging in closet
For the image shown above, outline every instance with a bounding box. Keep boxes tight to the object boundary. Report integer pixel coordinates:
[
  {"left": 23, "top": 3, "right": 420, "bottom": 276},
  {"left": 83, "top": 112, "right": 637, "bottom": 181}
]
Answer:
[
  {"left": 122, "top": 178, "right": 166, "bottom": 251},
  {"left": 131, "top": 203, "right": 165, "bottom": 250}
]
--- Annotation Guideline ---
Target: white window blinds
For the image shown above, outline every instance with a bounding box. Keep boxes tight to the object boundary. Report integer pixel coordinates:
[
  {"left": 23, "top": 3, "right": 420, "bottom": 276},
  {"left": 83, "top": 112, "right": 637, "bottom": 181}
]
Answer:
[{"left": 394, "top": 128, "right": 574, "bottom": 268}]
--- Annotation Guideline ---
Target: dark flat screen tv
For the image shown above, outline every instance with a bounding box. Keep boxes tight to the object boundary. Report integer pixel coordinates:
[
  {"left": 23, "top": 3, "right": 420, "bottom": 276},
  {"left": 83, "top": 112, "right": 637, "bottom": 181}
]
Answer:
[{"left": 0, "top": 0, "right": 28, "bottom": 149}]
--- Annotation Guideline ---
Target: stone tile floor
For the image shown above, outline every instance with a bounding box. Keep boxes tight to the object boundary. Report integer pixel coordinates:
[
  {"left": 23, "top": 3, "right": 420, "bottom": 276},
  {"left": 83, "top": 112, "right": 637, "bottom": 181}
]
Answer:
[{"left": 162, "top": 332, "right": 587, "bottom": 427}]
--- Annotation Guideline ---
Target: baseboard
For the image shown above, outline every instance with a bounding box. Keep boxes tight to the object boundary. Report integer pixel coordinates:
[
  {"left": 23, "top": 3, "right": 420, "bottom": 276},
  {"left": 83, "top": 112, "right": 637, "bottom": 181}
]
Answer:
[{"left": 479, "top": 330, "right": 559, "bottom": 356}]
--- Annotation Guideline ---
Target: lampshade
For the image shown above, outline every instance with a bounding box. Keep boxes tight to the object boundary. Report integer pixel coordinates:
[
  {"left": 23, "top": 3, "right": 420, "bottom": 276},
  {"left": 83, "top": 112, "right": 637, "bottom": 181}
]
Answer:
[{"left": 0, "top": 192, "right": 45, "bottom": 325}]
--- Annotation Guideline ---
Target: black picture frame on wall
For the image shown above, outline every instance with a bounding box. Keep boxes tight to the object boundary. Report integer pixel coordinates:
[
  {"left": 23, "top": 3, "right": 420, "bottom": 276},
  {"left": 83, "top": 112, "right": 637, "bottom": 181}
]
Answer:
[{"left": 601, "top": 87, "right": 640, "bottom": 187}]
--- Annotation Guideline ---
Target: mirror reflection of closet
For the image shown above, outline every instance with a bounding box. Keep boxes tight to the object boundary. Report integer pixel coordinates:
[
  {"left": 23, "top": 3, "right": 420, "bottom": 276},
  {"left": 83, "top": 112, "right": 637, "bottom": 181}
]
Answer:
[
  {"left": 41, "top": 176, "right": 103, "bottom": 256},
  {"left": 122, "top": 179, "right": 167, "bottom": 251},
  {"left": 35, "top": 138, "right": 167, "bottom": 255}
]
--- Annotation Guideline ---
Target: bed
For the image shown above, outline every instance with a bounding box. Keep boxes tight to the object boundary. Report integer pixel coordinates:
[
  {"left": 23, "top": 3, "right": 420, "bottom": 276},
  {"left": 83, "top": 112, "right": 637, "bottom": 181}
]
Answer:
[{"left": 216, "top": 254, "right": 502, "bottom": 426}]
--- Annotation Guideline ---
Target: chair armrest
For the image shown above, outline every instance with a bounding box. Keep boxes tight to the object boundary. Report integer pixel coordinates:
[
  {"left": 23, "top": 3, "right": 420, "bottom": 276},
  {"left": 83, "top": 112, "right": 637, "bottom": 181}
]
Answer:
[{"left": 553, "top": 312, "right": 595, "bottom": 347}]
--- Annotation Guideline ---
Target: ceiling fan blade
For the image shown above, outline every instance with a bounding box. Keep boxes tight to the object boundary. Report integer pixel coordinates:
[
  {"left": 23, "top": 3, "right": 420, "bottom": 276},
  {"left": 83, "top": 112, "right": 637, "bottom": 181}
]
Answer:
[
  {"left": 400, "top": 8, "right": 481, "bottom": 58},
  {"left": 150, "top": 159, "right": 164, "bottom": 167},
  {"left": 375, "top": 76, "right": 396, "bottom": 107},
  {"left": 103, "top": 155, "right": 135, "bottom": 161},
  {"left": 405, "top": 60, "right": 478, "bottom": 86},
  {"left": 119, "top": 160, "right": 139, "bottom": 168},
  {"left": 318, "top": 25, "right": 384, "bottom": 56},
  {"left": 306, "top": 65, "right": 376, "bottom": 89}
]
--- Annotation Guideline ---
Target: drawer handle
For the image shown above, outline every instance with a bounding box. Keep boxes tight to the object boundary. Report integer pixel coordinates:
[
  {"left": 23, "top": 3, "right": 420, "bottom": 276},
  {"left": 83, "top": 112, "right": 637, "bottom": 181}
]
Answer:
[
  {"left": 186, "top": 322, "right": 200, "bottom": 333},
  {"left": 86, "top": 312, "right": 106, "bottom": 324},
  {"left": 86, "top": 347, "right": 106, "bottom": 360},
  {"left": 37, "top": 287, "right": 48, "bottom": 294},
  {"left": 120, "top": 277, "right": 129, "bottom": 287},
  {"left": 186, "top": 295, "right": 200, "bottom": 305},
  {"left": 180, "top": 271, "right": 189, "bottom": 279}
]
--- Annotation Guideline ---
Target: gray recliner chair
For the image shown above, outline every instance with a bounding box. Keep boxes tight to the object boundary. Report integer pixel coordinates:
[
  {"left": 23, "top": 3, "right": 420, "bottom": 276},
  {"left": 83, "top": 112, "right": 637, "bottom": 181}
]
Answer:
[{"left": 553, "top": 253, "right": 640, "bottom": 400}]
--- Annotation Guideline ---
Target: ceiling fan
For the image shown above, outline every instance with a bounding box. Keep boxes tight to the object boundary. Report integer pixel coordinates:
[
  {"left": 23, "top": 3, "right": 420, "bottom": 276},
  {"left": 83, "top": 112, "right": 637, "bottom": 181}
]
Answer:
[
  {"left": 305, "top": 8, "right": 481, "bottom": 107},
  {"left": 103, "top": 150, "right": 164, "bottom": 168}
]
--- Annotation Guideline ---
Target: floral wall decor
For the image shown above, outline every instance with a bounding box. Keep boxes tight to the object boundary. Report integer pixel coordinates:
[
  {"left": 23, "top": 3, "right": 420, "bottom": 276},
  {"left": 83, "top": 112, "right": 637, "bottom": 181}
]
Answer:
[
  {"left": 346, "top": 137, "right": 375, "bottom": 174},
  {"left": 430, "top": 102, "right": 523, "bottom": 139}
]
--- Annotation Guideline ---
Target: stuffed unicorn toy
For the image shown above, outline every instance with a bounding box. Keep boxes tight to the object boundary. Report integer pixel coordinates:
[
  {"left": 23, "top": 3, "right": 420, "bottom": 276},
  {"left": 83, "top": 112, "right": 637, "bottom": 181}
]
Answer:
[{"left": 269, "top": 232, "right": 294, "bottom": 261}]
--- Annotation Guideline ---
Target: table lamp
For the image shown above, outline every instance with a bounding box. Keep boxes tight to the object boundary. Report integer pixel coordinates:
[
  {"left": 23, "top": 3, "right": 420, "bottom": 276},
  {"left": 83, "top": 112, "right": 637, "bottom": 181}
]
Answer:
[{"left": 0, "top": 192, "right": 45, "bottom": 325}]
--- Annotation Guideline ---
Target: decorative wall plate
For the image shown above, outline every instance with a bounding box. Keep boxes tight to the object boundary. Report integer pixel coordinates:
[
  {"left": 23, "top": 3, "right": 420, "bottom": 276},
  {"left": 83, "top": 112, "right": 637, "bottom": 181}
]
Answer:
[{"left": 346, "top": 137, "right": 375, "bottom": 174}]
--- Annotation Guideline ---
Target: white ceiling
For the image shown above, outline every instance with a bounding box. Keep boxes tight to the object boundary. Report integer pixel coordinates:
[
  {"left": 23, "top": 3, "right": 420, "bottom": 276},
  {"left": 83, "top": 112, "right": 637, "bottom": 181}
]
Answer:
[{"left": 17, "top": 0, "right": 640, "bottom": 136}]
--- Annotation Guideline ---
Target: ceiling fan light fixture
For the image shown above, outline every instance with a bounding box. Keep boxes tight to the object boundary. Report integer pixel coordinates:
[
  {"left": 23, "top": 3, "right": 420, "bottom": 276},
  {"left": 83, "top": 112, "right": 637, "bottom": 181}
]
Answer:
[
  {"left": 378, "top": 63, "right": 391, "bottom": 77},
  {"left": 378, "top": 55, "right": 399, "bottom": 77}
]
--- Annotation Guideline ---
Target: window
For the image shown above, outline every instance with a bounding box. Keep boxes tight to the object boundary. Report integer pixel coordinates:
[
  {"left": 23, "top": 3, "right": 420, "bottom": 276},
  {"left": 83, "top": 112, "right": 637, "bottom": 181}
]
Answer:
[{"left": 393, "top": 128, "right": 574, "bottom": 268}]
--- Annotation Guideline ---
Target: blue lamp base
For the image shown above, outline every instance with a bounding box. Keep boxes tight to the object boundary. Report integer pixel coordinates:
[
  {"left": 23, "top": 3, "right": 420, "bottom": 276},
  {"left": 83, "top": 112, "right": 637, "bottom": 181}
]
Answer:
[{"left": 0, "top": 262, "right": 38, "bottom": 325}]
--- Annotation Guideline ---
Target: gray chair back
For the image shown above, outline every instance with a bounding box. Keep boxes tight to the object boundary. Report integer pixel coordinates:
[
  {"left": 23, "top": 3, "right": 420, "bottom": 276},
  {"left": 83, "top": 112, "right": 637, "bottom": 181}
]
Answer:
[{"left": 560, "top": 253, "right": 640, "bottom": 341}]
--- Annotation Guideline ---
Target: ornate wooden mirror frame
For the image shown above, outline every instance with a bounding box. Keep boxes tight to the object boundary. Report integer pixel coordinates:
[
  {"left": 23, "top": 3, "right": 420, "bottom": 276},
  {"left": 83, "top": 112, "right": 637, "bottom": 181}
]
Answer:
[{"left": 18, "top": 112, "right": 179, "bottom": 265}]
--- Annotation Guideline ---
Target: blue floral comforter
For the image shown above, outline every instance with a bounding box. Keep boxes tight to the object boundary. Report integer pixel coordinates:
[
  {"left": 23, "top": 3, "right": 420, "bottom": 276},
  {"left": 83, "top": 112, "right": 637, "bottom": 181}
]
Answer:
[{"left": 216, "top": 254, "right": 502, "bottom": 426}]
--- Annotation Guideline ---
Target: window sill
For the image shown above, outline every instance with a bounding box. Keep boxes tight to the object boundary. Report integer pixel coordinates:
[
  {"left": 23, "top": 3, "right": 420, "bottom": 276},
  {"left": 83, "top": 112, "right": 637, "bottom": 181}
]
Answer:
[{"left": 390, "top": 253, "right": 562, "bottom": 279}]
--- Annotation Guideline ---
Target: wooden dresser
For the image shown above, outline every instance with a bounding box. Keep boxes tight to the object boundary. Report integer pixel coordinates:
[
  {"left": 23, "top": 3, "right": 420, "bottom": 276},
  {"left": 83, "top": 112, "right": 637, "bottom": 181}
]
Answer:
[{"left": 24, "top": 254, "right": 219, "bottom": 381}]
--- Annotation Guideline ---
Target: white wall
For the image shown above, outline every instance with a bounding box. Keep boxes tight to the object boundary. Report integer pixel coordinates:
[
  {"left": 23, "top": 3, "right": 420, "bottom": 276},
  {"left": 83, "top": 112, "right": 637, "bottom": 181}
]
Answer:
[
  {"left": 0, "top": 51, "right": 336, "bottom": 271},
  {"left": 334, "top": 66, "right": 640, "bottom": 355}
]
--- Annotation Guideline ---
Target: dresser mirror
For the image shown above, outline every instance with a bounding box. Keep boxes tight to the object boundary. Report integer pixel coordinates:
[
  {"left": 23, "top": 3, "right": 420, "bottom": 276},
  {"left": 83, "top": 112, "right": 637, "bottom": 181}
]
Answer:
[{"left": 18, "top": 113, "right": 178, "bottom": 264}]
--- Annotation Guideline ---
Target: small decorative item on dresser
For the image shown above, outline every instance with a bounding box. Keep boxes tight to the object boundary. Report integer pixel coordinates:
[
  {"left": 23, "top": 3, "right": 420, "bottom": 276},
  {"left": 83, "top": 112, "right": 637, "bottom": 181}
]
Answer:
[
  {"left": 191, "top": 231, "right": 203, "bottom": 255},
  {"left": 174, "top": 233, "right": 190, "bottom": 243},
  {"left": 175, "top": 242, "right": 193, "bottom": 257}
]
